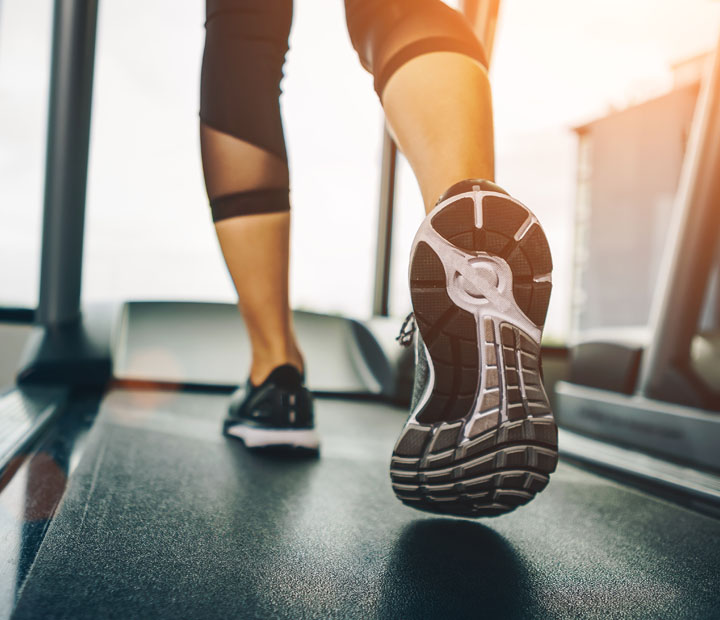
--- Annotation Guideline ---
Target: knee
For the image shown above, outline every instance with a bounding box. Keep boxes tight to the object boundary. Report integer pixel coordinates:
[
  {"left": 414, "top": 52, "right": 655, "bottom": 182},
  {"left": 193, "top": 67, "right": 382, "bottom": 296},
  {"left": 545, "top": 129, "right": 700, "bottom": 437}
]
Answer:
[
  {"left": 201, "top": 0, "right": 293, "bottom": 161},
  {"left": 345, "top": 0, "right": 488, "bottom": 97},
  {"left": 201, "top": 1, "right": 293, "bottom": 222}
]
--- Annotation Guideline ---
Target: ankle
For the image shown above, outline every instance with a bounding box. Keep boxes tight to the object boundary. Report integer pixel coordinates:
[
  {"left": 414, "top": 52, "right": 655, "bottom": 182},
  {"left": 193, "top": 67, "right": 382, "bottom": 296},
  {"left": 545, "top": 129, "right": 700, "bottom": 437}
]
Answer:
[{"left": 249, "top": 348, "right": 305, "bottom": 386}]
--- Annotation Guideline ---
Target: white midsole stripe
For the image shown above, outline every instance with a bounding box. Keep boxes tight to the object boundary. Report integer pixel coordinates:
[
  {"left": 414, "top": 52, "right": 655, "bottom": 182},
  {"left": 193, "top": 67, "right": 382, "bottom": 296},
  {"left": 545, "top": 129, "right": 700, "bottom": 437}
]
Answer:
[{"left": 226, "top": 424, "right": 320, "bottom": 449}]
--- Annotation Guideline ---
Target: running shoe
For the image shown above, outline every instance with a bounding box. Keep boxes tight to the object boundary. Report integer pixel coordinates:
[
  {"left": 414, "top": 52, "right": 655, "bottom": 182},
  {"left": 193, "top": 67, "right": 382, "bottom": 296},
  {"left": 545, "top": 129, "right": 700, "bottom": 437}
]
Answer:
[
  {"left": 223, "top": 364, "right": 319, "bottom": 451},
  {"left": 390, "top": 179, "right": 558, "bottom": 517}
]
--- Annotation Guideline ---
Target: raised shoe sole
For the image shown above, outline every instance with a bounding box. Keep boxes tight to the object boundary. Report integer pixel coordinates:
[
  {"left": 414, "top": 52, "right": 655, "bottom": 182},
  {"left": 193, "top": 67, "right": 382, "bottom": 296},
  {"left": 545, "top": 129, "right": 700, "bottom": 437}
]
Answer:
[
  {"left": 391, "top": 184, "right": 557, "bottom": 517},
  {"left": 224, "top": 423, "right": 320, "bottom": 451}
]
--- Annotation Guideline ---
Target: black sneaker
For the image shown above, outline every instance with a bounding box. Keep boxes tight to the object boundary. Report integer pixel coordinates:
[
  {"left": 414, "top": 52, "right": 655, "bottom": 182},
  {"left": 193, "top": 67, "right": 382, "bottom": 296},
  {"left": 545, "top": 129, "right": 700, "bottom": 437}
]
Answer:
[
  {"left": 223, "top": 364, "right": 320, "bottom": 451},
  {"left": 390, "top": 179, "right": 558, "bottom": 517}
]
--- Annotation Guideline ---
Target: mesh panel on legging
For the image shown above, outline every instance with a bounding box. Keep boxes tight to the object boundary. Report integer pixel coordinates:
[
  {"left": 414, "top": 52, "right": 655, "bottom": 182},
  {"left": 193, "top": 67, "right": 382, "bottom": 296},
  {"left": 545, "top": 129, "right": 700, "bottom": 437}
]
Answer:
[
  {"left": 200, "top": 0, "right": 487, "bottom": 221},
  {"left": 344, "top": 0, "right": 488, "bottom": 97},
  {"left": 200, "top": 0, "right": 292, "bottom": 221}
]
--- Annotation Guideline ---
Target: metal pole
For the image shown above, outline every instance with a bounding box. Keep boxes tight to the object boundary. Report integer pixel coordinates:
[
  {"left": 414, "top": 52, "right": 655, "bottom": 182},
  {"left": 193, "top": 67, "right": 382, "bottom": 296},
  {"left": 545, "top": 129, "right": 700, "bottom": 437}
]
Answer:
[
  {"left": 37, "top": 0, "right": 99, "bottom": 326},
  {"left": 461, "top": 0, "right": 502, "bottom": 64},
  {"left": 372, "top": 129, "right": 397, "bottom": 317},
  {"left": 638, "top": 40, "right": 720, "bottom": 402}
]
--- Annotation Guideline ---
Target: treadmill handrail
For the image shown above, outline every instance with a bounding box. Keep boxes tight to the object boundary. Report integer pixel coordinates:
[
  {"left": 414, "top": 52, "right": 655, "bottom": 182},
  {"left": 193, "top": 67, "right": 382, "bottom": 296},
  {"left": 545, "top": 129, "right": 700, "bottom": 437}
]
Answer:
[{"left": 638, "top": 35, "right": 720, "bottom": 404}]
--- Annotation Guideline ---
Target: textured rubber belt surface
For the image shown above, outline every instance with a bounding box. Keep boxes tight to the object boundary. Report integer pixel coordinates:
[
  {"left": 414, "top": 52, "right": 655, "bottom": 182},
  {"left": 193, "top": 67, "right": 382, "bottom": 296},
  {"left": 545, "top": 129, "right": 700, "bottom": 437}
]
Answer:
[
  {"left": 11, "top": 389, "right": 720, "bottom": 619},
  {"left": 392, "top": 188, "right": 556, "bottom": 517}
]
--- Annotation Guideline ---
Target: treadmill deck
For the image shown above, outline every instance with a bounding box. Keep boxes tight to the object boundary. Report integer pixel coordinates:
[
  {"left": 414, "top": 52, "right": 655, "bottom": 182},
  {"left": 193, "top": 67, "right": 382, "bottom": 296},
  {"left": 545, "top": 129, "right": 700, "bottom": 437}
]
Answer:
[{"left": 12, "top": 388, "right": 720, "bottom": 619}]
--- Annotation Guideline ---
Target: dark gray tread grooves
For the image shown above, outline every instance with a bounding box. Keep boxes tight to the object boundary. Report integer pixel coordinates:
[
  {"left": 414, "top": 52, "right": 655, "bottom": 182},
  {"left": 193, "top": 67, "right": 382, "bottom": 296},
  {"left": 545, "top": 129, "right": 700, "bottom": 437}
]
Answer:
[{"left": 397, "top": 186, "right": 557, "bottom": 517}]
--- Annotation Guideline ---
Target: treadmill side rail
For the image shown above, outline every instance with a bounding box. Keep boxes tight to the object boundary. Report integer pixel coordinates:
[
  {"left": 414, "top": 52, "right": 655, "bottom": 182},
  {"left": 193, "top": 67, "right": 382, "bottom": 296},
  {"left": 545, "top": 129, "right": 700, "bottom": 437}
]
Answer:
[
  {"left": 0, "top": 387, "right": 68, "bottom": 478},
  {"left": 556, "top": 380, "right": 720, "bottom": 472}
]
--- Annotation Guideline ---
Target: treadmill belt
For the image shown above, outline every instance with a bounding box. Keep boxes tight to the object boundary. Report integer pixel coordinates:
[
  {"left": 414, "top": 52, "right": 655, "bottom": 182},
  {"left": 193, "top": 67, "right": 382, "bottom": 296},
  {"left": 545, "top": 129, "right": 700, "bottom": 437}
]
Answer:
[{"left": 12, "top": 388, "right": 720, "bottom": 619}]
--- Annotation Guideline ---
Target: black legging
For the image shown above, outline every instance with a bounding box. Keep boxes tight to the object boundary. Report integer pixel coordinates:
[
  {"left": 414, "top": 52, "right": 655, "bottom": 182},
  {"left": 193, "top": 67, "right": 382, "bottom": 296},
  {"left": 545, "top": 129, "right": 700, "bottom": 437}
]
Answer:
[{"left": 200, "top": 0, "right": 487, "bottom": 222}]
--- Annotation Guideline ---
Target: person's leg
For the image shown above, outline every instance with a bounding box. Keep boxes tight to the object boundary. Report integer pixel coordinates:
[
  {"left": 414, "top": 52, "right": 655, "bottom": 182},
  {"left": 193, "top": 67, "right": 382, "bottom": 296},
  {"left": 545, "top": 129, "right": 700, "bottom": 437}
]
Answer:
[
  {"left": 202, "top": 0, "right": 317, "bottom": 450},
  {"left": 345, "top": 0, "right": 557, "bottom": 516},
  {"left": 344, "top": 0, "right": 494, "bottom": 212},
  {"left": 382, "top": 52, "right": 494, "bottom": 212},
  {"left": 201, "top": 0, "right": 302, "bottom": 386}
]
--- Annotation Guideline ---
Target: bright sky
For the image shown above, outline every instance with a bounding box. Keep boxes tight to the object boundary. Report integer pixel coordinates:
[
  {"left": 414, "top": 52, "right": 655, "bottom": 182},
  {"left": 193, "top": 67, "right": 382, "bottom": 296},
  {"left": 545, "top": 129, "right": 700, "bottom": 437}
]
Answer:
[{"left": 0, "top": 0, "right": 718, "bottom": 341}]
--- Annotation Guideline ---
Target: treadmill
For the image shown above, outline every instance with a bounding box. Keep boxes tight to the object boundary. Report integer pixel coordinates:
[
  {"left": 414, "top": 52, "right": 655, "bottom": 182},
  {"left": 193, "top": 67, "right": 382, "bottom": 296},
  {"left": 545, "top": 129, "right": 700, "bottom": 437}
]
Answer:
[{"left": 2, "top": 2, "right": 720, "bottom": 618}]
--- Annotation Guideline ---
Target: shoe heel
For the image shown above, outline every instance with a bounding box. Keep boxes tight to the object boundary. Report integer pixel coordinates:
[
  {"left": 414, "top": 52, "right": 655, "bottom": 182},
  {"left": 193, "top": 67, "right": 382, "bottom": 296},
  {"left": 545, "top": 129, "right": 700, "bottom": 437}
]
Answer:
[{"left": 392, "top": 185, "right": 557, "bottom": 517}]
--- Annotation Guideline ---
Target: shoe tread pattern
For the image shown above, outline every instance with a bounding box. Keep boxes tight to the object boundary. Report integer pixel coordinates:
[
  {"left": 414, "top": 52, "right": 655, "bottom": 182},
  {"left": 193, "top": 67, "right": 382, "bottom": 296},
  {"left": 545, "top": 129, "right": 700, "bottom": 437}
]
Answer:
[
  {"left": 399, "top": 190, "right": 556, "bottom": 517},
  {"left": 431, "top": 195, "right": 553, "bottom": 327},
  {"left": 391, "top": 319, "right": 557, "bottom": 517},
  {"left": 410, "top": 242, "right": 479, "bottom": 425}
]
